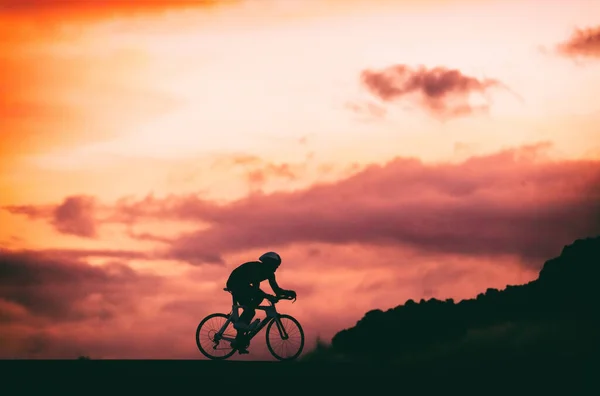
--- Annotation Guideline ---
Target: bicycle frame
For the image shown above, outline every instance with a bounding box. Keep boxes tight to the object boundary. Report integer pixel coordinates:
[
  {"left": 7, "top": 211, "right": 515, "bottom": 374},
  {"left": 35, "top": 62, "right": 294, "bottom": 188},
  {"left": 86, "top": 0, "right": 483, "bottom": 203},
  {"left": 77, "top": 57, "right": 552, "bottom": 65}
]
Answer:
[{"left": 215, "top": 293, "right": 291, "bottom": 344}]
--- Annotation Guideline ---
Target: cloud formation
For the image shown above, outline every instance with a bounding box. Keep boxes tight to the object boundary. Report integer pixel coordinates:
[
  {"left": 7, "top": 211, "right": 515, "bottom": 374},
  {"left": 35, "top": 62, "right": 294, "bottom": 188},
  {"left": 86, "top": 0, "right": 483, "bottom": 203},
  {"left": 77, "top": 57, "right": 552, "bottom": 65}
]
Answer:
[
  {"left": 0, "top": 249, "right": 161, "bottom": 323},
  {"left": 360, "top": 65, "right": 501, "bottom": 118},
  {"left": 83, "top": 144, "right": 595, "bottom": 266},
  {"left": 5, "top": 195, "right": 98, "bottom": 238},
  {"left": 165, "top": 144, "right": 600, "bottom": 265},
  {"left": 6, "top": 144, "right": 600, "bottom": 267},
  {"left": 52, "top": 196, "right": 97, "bottom": 238},
  {"left": 557, "top": 25, "right": 600, "bottom": 58}
]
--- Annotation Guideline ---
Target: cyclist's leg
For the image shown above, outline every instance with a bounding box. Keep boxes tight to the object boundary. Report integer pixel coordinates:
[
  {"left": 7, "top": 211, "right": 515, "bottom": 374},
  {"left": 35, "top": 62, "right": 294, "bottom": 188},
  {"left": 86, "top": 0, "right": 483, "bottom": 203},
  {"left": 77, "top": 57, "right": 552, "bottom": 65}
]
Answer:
[
  {"left": 233, "top": 288, "right": 256, "bottom": 328},
  {"left": 238, "top": 288, "right": 264, "bottom": 330},
  {"left": 231, "top": 287, "right": 256, "bottom": 352},
  {"left": 238, "top": 303, "right": 256, "bottom": 328}
]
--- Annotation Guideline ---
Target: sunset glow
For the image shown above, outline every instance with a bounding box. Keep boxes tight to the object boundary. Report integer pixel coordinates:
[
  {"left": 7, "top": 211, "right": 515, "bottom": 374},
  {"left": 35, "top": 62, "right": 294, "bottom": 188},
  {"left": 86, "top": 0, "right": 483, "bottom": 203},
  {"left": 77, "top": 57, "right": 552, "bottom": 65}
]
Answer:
[{"left": 1, "top": 0, "right": 599, "bottom": 359}]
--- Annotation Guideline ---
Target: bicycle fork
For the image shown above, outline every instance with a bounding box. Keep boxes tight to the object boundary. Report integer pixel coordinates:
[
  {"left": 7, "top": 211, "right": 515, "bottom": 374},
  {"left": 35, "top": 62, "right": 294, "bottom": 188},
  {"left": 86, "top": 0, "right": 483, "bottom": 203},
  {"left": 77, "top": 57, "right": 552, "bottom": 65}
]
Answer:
[{"left": 273, "top": 316, "right": 290, "bottom": 340}]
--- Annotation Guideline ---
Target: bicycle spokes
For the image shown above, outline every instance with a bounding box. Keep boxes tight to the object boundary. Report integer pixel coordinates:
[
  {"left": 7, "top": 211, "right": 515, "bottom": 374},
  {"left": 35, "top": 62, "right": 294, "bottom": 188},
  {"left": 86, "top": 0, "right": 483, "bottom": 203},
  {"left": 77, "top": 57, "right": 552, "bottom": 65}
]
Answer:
[
  {"left": 267, "top": 315, "right": 303, "bottom": 360},
  {"left": 197, "top": 314, "right": 236, "bottom": 359}
]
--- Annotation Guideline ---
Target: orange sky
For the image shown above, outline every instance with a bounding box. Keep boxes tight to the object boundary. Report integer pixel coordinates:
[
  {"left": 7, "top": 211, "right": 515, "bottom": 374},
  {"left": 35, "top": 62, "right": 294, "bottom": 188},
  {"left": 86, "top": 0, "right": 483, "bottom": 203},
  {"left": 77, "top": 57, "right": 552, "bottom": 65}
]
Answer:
[{"left": 1, "top": 0, "right": 600, "bottom": 359}]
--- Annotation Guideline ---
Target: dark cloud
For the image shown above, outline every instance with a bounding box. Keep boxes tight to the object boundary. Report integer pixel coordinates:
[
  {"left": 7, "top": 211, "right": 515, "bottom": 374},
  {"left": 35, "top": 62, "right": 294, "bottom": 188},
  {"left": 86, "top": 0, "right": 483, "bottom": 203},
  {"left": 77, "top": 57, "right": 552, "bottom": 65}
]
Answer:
[
  {"left": 0, "top": 249, "right": 162, "bottom": 322},
  {"left": 556, "top": 25, "right": 600, "bottom": 58},
  {"left": 360, "top": 64, "right": 501, "bottom": 118}
]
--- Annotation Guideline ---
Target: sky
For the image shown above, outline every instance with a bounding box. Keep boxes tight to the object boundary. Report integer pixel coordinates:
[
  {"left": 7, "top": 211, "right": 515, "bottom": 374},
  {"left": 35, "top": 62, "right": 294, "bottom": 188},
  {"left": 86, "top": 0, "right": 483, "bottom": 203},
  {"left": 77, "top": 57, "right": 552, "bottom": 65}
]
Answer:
[{"left": 1, "top": 0, "right": 600, "bottom": 359}]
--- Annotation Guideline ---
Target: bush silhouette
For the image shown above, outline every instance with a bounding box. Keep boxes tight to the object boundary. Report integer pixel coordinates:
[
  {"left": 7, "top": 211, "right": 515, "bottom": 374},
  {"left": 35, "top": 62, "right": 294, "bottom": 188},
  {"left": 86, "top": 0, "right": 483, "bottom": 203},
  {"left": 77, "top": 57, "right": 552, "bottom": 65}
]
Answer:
[{"left": 328, "top": 236, "right": 600, "bottom": 362}]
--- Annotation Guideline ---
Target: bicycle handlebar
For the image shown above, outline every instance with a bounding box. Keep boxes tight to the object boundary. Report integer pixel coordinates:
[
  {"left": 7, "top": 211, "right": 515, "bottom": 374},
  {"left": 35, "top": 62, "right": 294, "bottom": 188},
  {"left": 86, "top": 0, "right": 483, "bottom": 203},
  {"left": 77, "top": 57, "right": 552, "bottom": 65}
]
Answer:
[{"left": 269, "top": 294, "right": 297, "bottom": 304}]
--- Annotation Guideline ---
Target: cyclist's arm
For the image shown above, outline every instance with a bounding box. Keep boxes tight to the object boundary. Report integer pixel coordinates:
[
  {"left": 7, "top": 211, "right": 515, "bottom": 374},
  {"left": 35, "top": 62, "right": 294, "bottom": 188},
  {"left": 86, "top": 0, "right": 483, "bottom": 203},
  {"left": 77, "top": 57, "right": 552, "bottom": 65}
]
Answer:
[{"left": 267, "top": 274, "right": 285, "bottom": 295}]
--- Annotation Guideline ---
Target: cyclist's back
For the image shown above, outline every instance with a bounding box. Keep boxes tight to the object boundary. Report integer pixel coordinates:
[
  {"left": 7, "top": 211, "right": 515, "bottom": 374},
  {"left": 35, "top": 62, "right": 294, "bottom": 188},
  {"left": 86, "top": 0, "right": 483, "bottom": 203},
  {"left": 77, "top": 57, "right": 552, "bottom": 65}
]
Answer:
[{"left": 227, "top": 260, "right": 277, "bottom": 289}]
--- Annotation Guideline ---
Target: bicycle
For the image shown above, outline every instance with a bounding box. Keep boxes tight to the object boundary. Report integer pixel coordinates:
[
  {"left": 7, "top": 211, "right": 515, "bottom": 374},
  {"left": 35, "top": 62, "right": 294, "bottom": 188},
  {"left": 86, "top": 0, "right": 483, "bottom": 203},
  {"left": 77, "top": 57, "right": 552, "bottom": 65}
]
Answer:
[{"left": 195, "top": 287, "right": 305, "bottom": 361}]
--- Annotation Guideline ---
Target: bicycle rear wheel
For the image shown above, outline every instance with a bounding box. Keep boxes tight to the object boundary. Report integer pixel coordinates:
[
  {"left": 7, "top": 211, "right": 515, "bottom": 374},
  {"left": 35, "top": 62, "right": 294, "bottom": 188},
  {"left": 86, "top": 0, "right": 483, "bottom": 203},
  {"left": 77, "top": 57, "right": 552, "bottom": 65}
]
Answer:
[
  {"left": 265, "top": 314, "right": 304, "bottom": 361},
  {"left": 196, "top": 313, "right": 237, "bottom": 360}
]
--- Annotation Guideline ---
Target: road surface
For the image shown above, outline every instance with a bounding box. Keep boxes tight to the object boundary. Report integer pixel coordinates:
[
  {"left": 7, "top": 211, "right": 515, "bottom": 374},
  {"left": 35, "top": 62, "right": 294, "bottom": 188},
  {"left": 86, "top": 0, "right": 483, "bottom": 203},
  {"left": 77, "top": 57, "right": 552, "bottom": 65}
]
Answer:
[{"left": 1, "top": 357, "right": 596, "bottom": 390}]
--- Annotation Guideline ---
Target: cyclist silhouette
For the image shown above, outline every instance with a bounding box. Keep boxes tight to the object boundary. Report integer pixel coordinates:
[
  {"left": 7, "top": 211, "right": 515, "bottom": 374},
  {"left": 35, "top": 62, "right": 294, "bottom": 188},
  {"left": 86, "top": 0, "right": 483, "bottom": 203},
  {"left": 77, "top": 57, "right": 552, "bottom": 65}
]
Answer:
[{"left": 226, "top": 251, "right": 296, "bottom": 354}]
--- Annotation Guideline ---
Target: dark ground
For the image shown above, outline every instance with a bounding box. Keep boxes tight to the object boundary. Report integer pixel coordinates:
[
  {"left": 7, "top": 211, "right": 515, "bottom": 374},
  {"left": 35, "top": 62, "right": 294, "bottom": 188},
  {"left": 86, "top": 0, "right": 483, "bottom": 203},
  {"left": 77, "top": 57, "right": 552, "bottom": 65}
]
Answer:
[{"left": 1, "top": 356, "right": 597, "bottom": 393}]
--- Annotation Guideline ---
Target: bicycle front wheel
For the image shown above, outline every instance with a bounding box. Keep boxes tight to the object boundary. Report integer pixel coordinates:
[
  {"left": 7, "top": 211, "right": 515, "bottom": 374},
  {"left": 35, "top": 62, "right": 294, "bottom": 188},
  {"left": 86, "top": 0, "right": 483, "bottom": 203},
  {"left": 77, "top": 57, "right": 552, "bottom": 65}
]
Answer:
[
  {"left": 265, "top": 314, "right": 305, "bottom": 361},
  {"left": 196, "top": 313, "right": 237, "bottom": 360}
]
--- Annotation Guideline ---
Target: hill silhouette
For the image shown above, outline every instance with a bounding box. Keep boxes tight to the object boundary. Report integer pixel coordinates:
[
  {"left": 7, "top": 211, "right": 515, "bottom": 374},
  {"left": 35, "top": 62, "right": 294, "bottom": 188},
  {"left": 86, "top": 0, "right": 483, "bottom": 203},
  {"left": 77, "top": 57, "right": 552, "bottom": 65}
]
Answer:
[{"left": 309, "top": 235, "right": 600, "bottom": 363}]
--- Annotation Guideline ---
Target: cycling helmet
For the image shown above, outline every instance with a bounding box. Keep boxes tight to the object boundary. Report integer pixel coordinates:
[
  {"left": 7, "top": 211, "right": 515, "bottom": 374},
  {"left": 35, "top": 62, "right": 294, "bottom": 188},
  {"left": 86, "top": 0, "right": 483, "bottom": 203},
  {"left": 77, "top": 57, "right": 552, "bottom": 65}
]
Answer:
[{"left": 259, "top": 251, "right": 281, "bottom": 266}]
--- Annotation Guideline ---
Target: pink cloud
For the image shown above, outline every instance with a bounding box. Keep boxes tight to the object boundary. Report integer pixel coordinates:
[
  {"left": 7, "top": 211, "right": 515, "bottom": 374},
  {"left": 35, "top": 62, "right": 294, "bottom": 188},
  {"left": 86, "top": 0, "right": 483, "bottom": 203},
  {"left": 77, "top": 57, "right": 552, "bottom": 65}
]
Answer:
[
  {"left": 159, "top": 144, "right": 600, "bottom": 266},
  {"left": 5, "top": 144, "right": 599, "bottom": 268},
  {"left": 4, "top": 195, "right": 97, "bottom": 238},
  {"left": 556, "top": 25, "right": 600, "bottom": 59},
  {"left": 52, "top": 196, "right": 97, "bottom": 238},
  {"left": 360, "top": 64, "right": 502, "bottom": 118}
]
